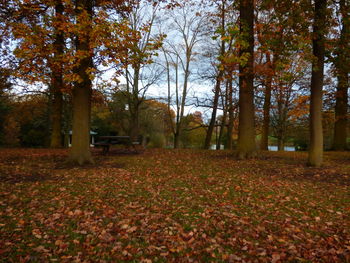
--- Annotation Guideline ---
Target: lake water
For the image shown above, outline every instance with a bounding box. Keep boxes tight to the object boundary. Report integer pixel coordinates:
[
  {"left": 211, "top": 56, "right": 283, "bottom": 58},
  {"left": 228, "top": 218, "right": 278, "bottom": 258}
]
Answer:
[
  {"left": 268, "top": 146, "right": 295, "bottom": 151},
  {"left": 209, "top": 145, "right": 296, "bottom": 151}
]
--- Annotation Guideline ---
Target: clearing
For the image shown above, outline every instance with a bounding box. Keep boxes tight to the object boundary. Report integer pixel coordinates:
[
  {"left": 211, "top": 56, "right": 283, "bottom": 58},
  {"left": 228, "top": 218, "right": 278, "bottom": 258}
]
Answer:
[{"left": 0, "top": 148, "right": 349, "bottom": 262}]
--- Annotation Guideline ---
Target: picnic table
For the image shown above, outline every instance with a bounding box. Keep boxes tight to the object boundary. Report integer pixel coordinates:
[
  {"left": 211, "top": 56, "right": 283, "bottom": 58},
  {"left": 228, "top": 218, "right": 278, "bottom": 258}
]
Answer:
[{"left": 93, "top": 135, "right": 142, "bottom": 154}]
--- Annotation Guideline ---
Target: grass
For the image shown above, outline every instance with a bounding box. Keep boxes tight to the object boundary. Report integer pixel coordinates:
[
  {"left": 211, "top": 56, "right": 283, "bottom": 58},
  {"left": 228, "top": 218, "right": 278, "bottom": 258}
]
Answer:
[{"left": 0, "top": 148, "right": 349, "bottom": 262}]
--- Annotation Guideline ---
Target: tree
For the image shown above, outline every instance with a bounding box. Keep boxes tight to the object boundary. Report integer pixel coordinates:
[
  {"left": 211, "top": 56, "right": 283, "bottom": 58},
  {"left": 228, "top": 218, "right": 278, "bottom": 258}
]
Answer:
[
  {"left": 237, "top": 0, "right": 256, "bottom": 158},
  {"left": 0, "top": 69, "right": 13, "bottom": 145},
  {"left": 332, "top": 0, "right": 349, "bottom": 151},
  {"left": 204, "top": 0, "right": 227, "bottom": 150},
  {"left": 121, "top": 1, "right": 164, "bottom": 141},
  {"left": 68, "top": 0, "right": 94, "bottom": 165},
  {"left": 162, "top": 3, "right": 205, "bottom": 148},
  {"left": 10, "top": 0, "right": 66, "bottom": 148},
  {"left": 308, "top": 0, "right": 327, "bottom": 167},
  {"left": 50, "top": 0, "right": 65, "bottom": 148}
]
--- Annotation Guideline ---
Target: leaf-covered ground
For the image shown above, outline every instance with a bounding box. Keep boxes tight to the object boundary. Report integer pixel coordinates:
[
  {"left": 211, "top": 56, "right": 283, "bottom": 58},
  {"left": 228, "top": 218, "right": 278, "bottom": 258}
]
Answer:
[{"left": 0, "top": 148, "right": 349, "bottom": 262}]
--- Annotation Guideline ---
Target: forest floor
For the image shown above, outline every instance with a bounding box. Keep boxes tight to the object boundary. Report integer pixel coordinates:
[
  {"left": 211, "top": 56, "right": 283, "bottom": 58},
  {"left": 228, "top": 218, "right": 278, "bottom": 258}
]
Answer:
[{"left": 0, "top": 148, "right": 349, "bottom": 262}]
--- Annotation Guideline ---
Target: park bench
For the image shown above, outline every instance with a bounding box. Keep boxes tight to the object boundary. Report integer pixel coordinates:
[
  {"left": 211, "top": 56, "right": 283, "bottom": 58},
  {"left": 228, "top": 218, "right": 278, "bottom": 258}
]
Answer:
[{"left": 93, "top": 135, "right": 143, "bottom": 154}]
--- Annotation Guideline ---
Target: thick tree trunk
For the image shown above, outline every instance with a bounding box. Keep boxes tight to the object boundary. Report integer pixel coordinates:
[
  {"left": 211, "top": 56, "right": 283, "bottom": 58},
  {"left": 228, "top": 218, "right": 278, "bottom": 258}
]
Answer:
[
  {"left": 333, "top": 0, "right": 349, "bottom": 151},
  {"left": 50, "top": 89, "right": 63, "bottom": 148},
  {"left": 50, "top": 1, "right": 64, "bottom": 148},
  {"left": 333, "top": 74, "right": 349, "bottom": 150},
  {"left": 69, "top": 86, "right": 92, "bottom": 164},
  {"left": 277, "top": 135, "right": 284, "bottom": 151},
  {"left": 68, "top": 0, "right": 93, "bottom": 165},
  {"left": 237, "top": 0, "right": 256, "bottom": 159},
  {"left": 174, "top": 132, "right": 180, "bottom": 149},
  {"left": 308, "top": 0, "right": 326, "bottom": 167},
  {"left": 260, "top": 54, "right": 272, "bottom": 151},
  {"left": 130, "top": 105, "right": 139, "bottom": 141}
]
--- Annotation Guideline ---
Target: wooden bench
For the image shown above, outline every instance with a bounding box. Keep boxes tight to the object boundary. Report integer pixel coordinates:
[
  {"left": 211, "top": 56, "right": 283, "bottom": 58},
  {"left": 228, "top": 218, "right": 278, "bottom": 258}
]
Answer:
[{"left": 93, "top": 136, "right": 142, "bottom": 154}]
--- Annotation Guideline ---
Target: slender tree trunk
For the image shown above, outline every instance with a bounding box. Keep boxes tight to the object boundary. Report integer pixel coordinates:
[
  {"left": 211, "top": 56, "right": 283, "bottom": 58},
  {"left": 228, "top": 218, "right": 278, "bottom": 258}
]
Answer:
[
  {"left": 130, "top": 67, "right": 140, "bottom": 141},
  {"left": 163, "top": 51, "right": 175, "bottom": 145},
  {"left": 276, "top": 89, "right": 284, "bottom": 151},
  {"left": 204, "top": 75, "right": 222, "bottom": 149},
  {"left": 217, "top": 83, "right": 228, "bottom": 150},
  {"left": 227, "top": 73, "right": 234, "bottom": 149},
  {"left": 204, "top": 2, "right": 226, "bottom": 150},
  {"left": 260, "top": 53, "right": 272, "bottom": 151},
  {"left": 50, "top": 0, "right": 64, "bottom": 148},
  {"left": 68, "top": 0, "right": 93, "bottom": 165},
  {"left": 237, "top": 0, "right": 256, "bottom": 159},
  {"left": 308, "top": 0, "right": 326, "bottom": 167},
  {"left": 174, "top": 57, "right": 181, "bottom": 149},
  {"left": 333, "top": 0, "right": 349, "bottom": 151}
]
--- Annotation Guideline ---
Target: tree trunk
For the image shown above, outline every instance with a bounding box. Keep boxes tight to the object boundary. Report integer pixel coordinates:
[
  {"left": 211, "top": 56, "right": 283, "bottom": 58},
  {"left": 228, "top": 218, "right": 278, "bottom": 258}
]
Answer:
[
  {"left": 217, "top": 84, "right": 228, "bottom": 150},
  {"left": 130, "top": 104, "right": 139, "bottom": 141},
  {"left": 174, "top": 57, "right": 181, "bottom": 149},
  {"left": 227, "top": 74, "right": 234, "bottom": 150},
  {"left": 204, "top": 2, "right": 226, "bottom": 150},
  {"left": 130, "top": 67, "right": 140, "bottom": 141},
  {"left": 237, "top": 0, "right": 256, "bottom": 159},
  {"left": 174, "top": 132, "right": 180, "bottom": 149},
  {"left": 50, "top": 89, "right": 63, "bottom": 148},
  {"left": 68, "top": 0, "right": 93, "bottom": 165},
  {"left": 260, "top": 53, "right": 272, "bottom": 151},
  {"left": 277, "top": 135, "right": 284, "bottom": 151},
  {"left": 333, "top": 0, "right": 349, "bottom": 151},
  {"left": 333, "top": 74, "right": 349, "bottom": 150},
  {"left": 204, "top": 75, "right": 222, "bottom": 149},
  {"left": 308, "top": 0, "right": 326, "bottom": 167},
  {"left": 50, "top": 0, "right": 64, "bottom": 148}
]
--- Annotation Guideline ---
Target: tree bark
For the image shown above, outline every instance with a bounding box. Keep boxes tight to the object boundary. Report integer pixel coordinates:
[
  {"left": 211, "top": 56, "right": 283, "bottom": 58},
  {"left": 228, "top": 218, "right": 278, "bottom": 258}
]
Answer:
[
  {"left": 308, "top": 0, "right": 326, "bottom": 167},
  {"left": 129, "top": 66, "right": 140, "bottom": 141},
  {"left": 174, "top": 57, "right": 181, "bottom": 149},
  {"left": 237, "top": 0, "right": 256, "bottom": 159},
  {"left": 277, "top": 135, "right": 284, "bottom": 151},
  {"left": 50, "top": 88, "right": 63, "bottom": 148},
  {"left": 227, "top": 73, "right": 234, "bottom": 150},
  {"left": 260, "top": 53, "right": 272, "bottom": 151},
  {"left": 204, "top": 2, "right": 226, "bottom": 150},
  {"left": 217, "top": 82, "right": 228, "bottom": 150},
  {"left": 204, "top": 74, "right": 222, "bottom": 149},
  {"left": 50, "top": 0, "right": 64, "bottom": 148},
  {"left": 68, "top": 0, "right": 93, "bottom": 165},
  {"left": 333, "top": 74, "right": 349, "bottom": 150},
  {"left": 333, "top": 0, "right": 349, "bottom": 151}
]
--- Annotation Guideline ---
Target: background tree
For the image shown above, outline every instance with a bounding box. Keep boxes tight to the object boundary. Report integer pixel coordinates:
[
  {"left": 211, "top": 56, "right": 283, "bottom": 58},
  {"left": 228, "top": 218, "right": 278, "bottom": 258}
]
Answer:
[
  {"left": 203, "top": 0, "right": 227, "bottom": 150},
  {"left": 121, "top": 1, "right": 164, "bottom": 140},
  {"left": 162, "top": 3, "right": 205, "bottom": 148},
  {"left": 10, "top": 0, "right": 67, "bottom": 148}
]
